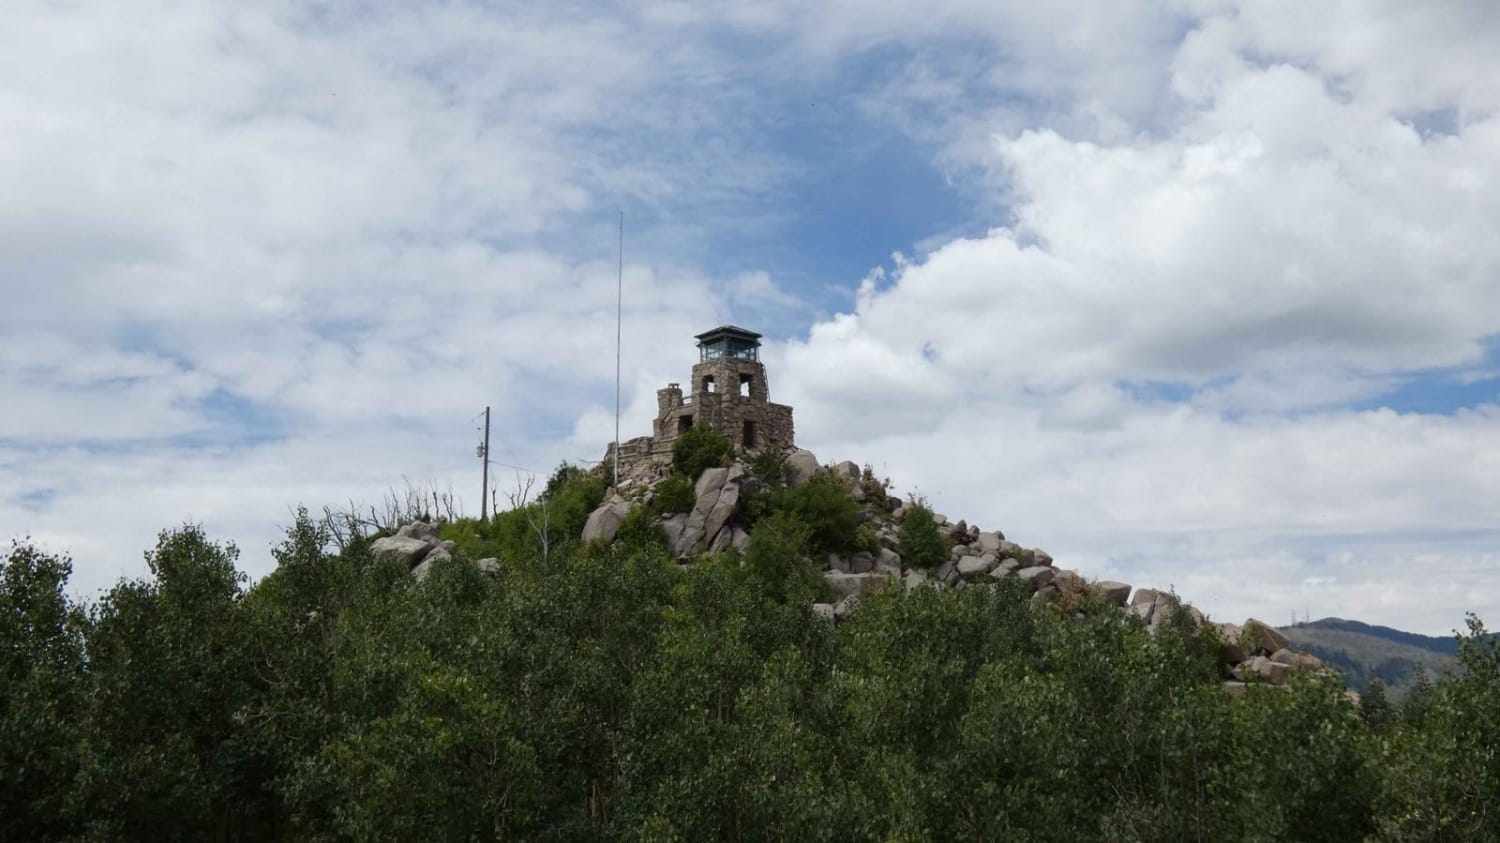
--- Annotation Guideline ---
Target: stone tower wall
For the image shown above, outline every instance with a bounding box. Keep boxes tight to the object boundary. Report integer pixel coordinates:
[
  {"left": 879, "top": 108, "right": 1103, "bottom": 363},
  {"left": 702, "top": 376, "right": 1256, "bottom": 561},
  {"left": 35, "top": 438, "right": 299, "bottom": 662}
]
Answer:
[{"left": 652, "top": 358, "right": 794, "bottom": 453}]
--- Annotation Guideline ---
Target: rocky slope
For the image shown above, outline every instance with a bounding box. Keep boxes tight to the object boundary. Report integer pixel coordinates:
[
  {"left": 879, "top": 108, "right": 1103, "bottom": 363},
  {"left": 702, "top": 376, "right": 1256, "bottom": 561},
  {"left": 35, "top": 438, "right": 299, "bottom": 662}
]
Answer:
[{"left": 575, "top": 448, "right": 1333, "bottom": 693}]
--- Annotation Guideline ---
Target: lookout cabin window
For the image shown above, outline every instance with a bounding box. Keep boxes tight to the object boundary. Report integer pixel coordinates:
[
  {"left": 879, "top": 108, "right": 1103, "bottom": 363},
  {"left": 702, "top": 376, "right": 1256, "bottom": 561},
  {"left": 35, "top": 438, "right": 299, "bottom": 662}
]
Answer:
[
  {"left": 739, "top": 373, "right": 752, "bottom": 397},
  {"left": 702, "top": 375, "right": 716, "bottom": 393}
]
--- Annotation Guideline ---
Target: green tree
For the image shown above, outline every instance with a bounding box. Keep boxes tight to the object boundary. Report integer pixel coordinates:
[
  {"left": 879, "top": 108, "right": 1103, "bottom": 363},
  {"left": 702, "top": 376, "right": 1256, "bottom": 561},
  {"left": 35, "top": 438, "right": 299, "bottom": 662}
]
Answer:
[
  {"left": 762, "top": 471, "right": 863, "bottom": 555},
  {"left": 897, "top": 499, "right": 947, "bottom": 570},
  {"left": 743, "top": 511, "right": 821, "bottom": 604},
  {"left": 80, "top": 526, "right": 268, "bottom": 842},
  {"left": 671, "top": 424, "right": 733, "bottom": 481},
  {"left": 1361, "top": 678, "right": 1394, "bottom": 730},
  {"left": 0, "top": 542, "right": 88, "bottom": 842},
  {"left": 650, "top": 472, "right": 697, "bottom": 516}
]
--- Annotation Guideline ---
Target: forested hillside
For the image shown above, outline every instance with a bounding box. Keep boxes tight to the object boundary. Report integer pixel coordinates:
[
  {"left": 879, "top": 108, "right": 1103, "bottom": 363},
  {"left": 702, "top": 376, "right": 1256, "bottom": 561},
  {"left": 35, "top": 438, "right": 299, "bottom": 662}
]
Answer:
[
  {"left": 1282, "top": 619, "right": 1463, "bottom": 700},
  {"left": 5, "top": 463, "right": 1500, "bottom": 841}
]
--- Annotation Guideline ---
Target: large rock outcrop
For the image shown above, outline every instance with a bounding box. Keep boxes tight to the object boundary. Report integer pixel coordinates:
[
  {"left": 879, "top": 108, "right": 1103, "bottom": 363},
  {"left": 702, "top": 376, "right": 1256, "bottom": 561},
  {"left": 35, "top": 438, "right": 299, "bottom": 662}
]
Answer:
[{"left": 582, "top": 498, "right": 636, "bottom": 543}]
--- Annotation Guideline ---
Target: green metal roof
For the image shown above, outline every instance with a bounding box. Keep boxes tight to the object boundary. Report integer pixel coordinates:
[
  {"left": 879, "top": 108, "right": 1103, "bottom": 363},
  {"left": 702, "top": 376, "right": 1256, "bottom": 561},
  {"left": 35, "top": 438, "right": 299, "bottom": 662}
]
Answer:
[{"left": 694, "top": 325, "right": 762, "bottom": 344}]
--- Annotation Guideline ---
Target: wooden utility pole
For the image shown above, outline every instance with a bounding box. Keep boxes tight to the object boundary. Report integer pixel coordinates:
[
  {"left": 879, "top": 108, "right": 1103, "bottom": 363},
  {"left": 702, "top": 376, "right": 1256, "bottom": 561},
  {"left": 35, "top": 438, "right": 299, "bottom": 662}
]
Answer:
[{"left": 480, "top": 405, "right": 491, "bottom": 520}]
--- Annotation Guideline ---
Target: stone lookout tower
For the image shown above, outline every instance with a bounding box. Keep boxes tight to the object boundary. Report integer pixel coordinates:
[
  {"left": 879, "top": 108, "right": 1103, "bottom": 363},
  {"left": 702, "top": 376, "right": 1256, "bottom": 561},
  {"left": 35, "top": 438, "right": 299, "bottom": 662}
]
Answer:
[
  {"left": 654, "top": 325, "right": 795, "bottom": 452},
  {"left": 607, "top": 325, "right": 795, "bottom": 473}
]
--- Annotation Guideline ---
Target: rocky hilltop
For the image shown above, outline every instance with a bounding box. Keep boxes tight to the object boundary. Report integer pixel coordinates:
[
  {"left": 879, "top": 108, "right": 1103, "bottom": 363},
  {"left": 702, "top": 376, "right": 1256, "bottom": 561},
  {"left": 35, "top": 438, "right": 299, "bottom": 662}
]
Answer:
[{"left": 567, "top": 447, "right": 1329, "bottom": 694}]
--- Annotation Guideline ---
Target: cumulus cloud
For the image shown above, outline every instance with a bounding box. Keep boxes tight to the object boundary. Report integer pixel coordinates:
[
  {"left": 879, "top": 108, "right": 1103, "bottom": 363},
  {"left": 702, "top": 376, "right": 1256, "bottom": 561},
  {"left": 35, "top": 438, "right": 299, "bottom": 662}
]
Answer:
[
  {"left": 5, "top": 0, "right": 1499, "bottom": 635},
  {"left": 780, "top": 1, "right": 1500, "bottom": 633}
]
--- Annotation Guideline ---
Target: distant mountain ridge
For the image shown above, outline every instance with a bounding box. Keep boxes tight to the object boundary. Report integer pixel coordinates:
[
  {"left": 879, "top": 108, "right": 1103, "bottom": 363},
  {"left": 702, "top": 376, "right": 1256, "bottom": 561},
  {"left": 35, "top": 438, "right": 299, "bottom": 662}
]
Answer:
[
  {"left": 1291, "top": 617, "right": 1465, "bottom": 656},
  {"left": 1280, "top": 617, "right": 1469, "bottom": 699}
]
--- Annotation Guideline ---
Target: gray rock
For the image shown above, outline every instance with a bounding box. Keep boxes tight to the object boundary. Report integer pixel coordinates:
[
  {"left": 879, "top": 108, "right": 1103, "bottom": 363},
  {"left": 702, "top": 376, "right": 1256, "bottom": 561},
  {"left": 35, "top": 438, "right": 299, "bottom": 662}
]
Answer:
[
  {"left": 439, "top": 539, "right": 457, "bottom": 555},
  {"left": 702, "top": 475, "right": 741, "bottom": 544},
  {"left": 1299, "top": 653, "right": 1325, "bottom": 670},
  {"left": 1131, "top": 588, "right": 1163, "bottom": 608},
  {"left": 891, "top": 503, "right": 907, "bottom": 521},
  {"left": 1032, "top": 549, "right": 1054, "bottom": 567},
  {"left": 933, "top": 513, "right": 949, "bottom": 527},
  {"left": 476, "top": 557, "right": 501, "bottom": 575},
  {"left": 1269, "top": 648, "right": 1301, "bottom": 667},
  {"left": 582, "top": 500, "right": 635, "bottom": 543},
  {"left": 934, "top": 559, "right": 958, "bottom": 585},
  {"left": 988, "top": 565, "right": 1013, "bottom": 580},
  {"left": 957, "top": 555, "right": 999, "bottom": 578},
  {"left": 998, "top": 558, "right": 1022, "bottom": 574},
  {"left": 1222, "top": 681, "right": 1248, "bottom": 695},
  {"left": 997, "top": 540, "right": 1023, "bottom": 557},
  {"left": 1016, "top": 566, "right": 1055, "bottom": 589},
  {"left": 1091, "top": 581, "right": 1132, "bottom": 607},
  {"left": 707, "top": 526, "right": 733, "bottom": 554},
  {"left": 849, "top": 551, "right": 876, "bottom": 574},
  {"left": 785, "top": 449, "right": 820, "bottom": 487},
  {"left": 659, "top": 513, "right": 689, "bottom": 549},
  {"left": 411, "top": 548, "right": 453, "bottom": 581},
  {"left": 975, "top": 531, "right": 1003, "bottom": 553},
  {"left": 903, "top": 569, "right": 930, "bottom": 589},
  {"left": 1051, "top": 569, "right": 1080, "bottom": 590},
  {"left": 1032, "top": 584, "right": 1060, "bottom": 605},
  {"left": 812, "top": 603, "right": 835, "bottom": 621},
  {"left": 730, "top": 527, "right": 750, "bottom": 552},
  {"left": 826, "top": 553, "right": 850, "bottom": 573},
  {"left": 1247, "top": 656, "right": 1292, "bottom": 685},
  {"left": 695, "top": 466, "right": 730, "bottom": 498},
  {"left": 833, "top": 460, "right": 862, "bottom": 483},
  {"left": 876, "top": 547, "right": 902, "bottom": 573},
  {"left": 1243, "top": 619, "right": 1291, "bottom": 655},
  {"left": 950, "top": 544, "right": 967, "bottom": 560},
  {"left": 1217, "top": 623, "right": 1245, "bottom": 662},
  {"left": 824, "top": 571, "right": 881, "bottom": 603},
  {"left": 372, "top": 535, "right": 435, "bottom": 568},
  {"left": 397, "top": 521, "right": 441, "bottom": 543},
  {"left": 675, "top": 468, "right": 736, "bottom": 556}
]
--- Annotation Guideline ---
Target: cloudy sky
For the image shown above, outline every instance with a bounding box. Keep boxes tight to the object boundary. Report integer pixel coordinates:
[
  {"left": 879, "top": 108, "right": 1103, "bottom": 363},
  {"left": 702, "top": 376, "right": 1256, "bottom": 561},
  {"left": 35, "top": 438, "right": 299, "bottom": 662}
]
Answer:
[{"left": 6, "top": 0, "right": 1500, "bottom": 634}]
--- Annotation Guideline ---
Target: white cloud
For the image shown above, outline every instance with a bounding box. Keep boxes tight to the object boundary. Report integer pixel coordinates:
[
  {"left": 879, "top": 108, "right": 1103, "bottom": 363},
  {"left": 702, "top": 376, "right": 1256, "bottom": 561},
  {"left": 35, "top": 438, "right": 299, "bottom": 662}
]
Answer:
[
  {"left": 6, "top": 0, "right": 1500, "bottom": 637},
  {"left": 779, "top": 1, "right": 1500, "bottom": 633}
]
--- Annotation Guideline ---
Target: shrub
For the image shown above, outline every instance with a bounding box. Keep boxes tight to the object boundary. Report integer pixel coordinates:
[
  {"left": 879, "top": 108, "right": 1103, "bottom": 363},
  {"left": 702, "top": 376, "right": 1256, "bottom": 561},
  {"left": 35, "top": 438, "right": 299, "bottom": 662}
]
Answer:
[
  {"left": 859, "top": 465, "right": 891, "bottom": 509},
  {"left": 612, "top": 504, "right": 668, "bottom": 554},
  {"left": 744, "top": 512, "right": 822, "bottom": 603},
  {"left": 852, "top": 525, "right": 882, "bottom": 556},
  {"left": 745, "top": 447, "right": 791, "bottom": 491},
  {"left": 671, "top": 425, "right": 733, "bottom": 481},
  {"left": 651, "top": 474, "right": 697, "bottom": 517},
  {"left": 763, "top": 471, "right": 862, "bottom": 556},
  {"left": 897, "top": 499, "right": 947, "bottom": 570}
]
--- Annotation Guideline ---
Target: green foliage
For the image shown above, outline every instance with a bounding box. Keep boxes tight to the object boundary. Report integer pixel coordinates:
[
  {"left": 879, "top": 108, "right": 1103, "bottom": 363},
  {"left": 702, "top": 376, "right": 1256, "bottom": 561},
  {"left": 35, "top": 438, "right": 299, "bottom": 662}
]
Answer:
[
  {"left": 6, "top": 513, "right": 1500, "bottom": 842},
  {"left": 743, "top": 512, "right": 822, "bottom": 604},
  {"left": 650, "top": 472, "right": 697, "bottom": 516},
  {"left": 612, "top": 504, "right": 669, "bottom": 554},
  {"left": 440, "top": 467, "right": 607, "bottom": 564},
  {"left": 1360, "top": 678, "right": 1394, "bottom": 729},
  {"left": 1, "top": 542, "right": 87, "bottom": 842},
  {"left": 744, "top": 446, "right": 791, "bottom": 490},
  {"left": 898, "top": 498, "right": 948, "bottom": 570},
  {"left": 670, "top": 424, "right": 733, "bottom": 481},
  {"left": 756, "top": 470, "right": 863, "bottom": 555}
]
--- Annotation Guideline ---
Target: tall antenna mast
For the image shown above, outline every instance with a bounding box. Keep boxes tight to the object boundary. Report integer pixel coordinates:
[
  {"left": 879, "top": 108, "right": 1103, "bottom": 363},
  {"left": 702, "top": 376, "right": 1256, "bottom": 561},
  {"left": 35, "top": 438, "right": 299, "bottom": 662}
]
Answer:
[{"left": 614, "top": 211, "right": 623, "bottom": 489}]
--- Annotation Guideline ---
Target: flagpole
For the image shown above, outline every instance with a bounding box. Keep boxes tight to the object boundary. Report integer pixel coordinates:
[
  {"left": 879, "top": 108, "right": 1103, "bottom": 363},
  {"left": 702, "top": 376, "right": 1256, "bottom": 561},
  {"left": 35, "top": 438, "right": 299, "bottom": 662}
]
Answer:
[{"left": 614, "top": 211, "right": 623, "bottom": 489}]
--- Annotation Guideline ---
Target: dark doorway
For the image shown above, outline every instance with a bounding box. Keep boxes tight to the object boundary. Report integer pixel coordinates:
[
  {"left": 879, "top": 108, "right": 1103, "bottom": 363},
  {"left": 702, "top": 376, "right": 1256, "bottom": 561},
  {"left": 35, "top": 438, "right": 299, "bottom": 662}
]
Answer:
[
  {"left": 742, "top": 420, "right": 756, "bottom": 448},
  {"left": 678, "top": 415, "right": 694, "bottom": 434}
]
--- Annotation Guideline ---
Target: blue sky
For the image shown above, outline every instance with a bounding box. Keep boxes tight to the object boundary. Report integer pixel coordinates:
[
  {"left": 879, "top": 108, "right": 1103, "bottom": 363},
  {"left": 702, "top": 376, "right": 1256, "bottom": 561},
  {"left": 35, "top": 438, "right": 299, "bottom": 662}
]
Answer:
[{"left": 5, "top": 0, "right": 1500, "bottom": 634}]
